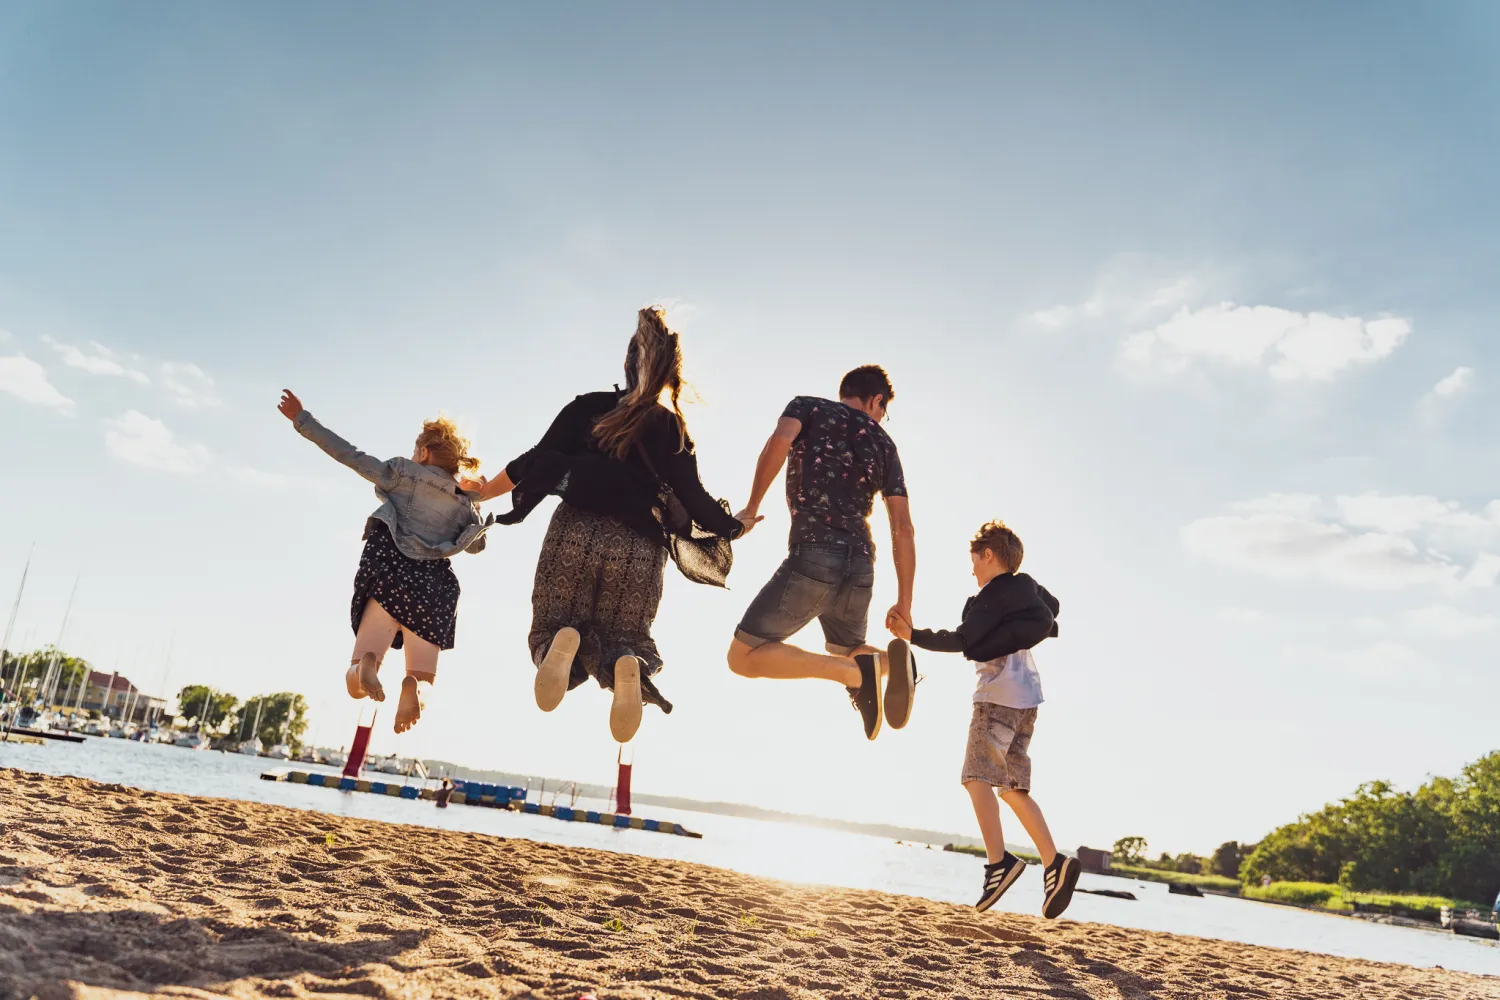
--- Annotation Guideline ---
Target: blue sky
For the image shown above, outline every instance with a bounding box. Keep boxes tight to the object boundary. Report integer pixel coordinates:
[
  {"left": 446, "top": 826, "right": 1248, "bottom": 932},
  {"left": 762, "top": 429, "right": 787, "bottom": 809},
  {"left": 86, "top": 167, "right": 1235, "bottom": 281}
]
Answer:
[{"left": 1, "top": 3, "right": 1497, "bottom": 854}]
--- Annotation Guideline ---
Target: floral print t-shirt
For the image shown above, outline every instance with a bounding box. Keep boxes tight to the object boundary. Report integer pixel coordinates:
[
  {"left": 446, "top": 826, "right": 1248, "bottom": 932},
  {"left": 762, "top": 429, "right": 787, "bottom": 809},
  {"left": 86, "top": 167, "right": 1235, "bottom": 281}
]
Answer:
[{"left": 781, "top": 396, "right": 907, "bottom": 561}]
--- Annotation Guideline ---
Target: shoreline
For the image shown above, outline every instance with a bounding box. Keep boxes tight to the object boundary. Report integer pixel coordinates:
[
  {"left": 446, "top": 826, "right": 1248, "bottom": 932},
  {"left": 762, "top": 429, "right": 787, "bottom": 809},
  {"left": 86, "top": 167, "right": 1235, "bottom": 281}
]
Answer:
[{"left": 3, "top": 768, "right": 1494, "bottom": 999}]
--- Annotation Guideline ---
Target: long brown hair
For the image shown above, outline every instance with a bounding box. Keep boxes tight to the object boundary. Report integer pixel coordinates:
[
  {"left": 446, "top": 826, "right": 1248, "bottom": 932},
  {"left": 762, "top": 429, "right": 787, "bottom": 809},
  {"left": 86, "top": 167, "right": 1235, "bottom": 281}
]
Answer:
[{"left": 592, "top": 306, "right": 688, "bottom": 460}]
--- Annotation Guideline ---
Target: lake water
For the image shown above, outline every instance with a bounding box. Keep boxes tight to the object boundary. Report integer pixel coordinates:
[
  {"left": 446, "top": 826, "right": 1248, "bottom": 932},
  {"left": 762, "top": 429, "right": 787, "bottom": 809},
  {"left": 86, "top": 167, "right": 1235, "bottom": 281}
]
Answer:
[{"left": 4, "top": 736, "right": 1498, "bottom": 978}]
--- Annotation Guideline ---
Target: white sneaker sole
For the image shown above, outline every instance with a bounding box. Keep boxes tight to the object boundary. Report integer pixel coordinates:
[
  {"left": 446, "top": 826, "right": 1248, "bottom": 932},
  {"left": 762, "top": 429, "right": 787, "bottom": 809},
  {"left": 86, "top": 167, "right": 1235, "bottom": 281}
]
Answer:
[
  {"left": 610, "top": 655, "right": 643, "bottom": 743},
  {"left": 535, "top": 627, "right": 579, "bottom": 712}
]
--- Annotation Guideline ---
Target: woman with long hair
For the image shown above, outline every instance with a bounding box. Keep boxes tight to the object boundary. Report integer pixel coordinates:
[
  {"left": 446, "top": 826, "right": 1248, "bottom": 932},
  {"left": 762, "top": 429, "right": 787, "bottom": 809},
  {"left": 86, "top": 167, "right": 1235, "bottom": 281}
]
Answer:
[{"left": 470, "top": 307, "right": 756, "bottom": 741}]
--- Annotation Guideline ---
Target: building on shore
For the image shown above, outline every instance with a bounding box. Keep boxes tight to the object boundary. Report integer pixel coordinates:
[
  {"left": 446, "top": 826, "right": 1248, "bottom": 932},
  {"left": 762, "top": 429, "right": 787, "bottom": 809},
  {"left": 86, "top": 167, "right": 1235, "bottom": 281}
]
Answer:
[
  {"left": 1077, "top": 846, "right": 1113, "bottom": 874},
  {"left": 78, "top": 671, "right": 166, "bottom": 722}
]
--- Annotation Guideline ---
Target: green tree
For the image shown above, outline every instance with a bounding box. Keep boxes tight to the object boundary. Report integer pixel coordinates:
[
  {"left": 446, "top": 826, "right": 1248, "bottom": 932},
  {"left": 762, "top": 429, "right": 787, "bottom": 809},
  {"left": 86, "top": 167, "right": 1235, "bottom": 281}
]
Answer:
[
  {"left": 1438, "top": 753, "right": 1500, "bottom": 900},
  {"left": 1172, "top": 853, "right": 1207, "bottom": 875},
  {"left": 1, "top": 646, "right": 92, "bottom": 704},
  {"left": 1211, "top": 841, "right": 1252, "bottom": 879},
  {"left": 176, "top": 685, "right": 239, "bottom": 732},
  {"left": 1112, "top": 836, "right": 1147, "bottom": 866},
  {"left": 235, "top": 692, "right": 310, "bottom": 753}
]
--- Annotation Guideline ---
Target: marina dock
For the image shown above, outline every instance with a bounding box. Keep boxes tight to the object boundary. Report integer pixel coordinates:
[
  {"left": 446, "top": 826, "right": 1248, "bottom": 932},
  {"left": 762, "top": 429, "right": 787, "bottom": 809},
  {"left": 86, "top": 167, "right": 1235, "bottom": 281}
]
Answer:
[{"left": 259, "top": 768, "right": 702, "bottom": 838}]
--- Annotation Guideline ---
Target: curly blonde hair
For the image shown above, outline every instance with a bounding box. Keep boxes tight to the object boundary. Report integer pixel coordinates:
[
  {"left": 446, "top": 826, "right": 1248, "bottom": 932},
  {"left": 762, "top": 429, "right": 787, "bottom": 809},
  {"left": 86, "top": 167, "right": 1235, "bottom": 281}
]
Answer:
[{"left": 415, "top": 416, "right": 480, "bottom": 477}]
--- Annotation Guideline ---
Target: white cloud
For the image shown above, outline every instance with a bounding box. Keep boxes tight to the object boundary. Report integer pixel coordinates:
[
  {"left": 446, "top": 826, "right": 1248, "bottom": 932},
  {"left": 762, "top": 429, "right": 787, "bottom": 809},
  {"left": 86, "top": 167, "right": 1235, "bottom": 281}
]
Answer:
[
  {"left": 43, "top": 336, "right": 150, "bottom": 384},
  {"left": 1335, "top": 493, "right": 1490, "bottom": 536},
  {"left": 0, "top": 354, "right": 75, "bottom": 413},
  {"left": 1430, "top": 366, "right": 1474, "bottom": 398},
  {"left": 1124, "top": 304, "right": 1410, "bottom": 381},
  {"left": 1028, "top": 299, "right": 1105, "bottom": 330},
  {"left": 102, "top": 410, "right": 210, "bottom": 475},
  {"left": 102, "top": 411, "right": 293, "bottom": 488},
  {"left": 159, "top": 362, "right": 220, "bottom": 408},
  {"left": 1182, "top": 492, "right": 1500, "bottom": 590},
  {"left": 1023, "top": 263, "right": 1206, "bottom": 331},
  {"left": 1403, "top": 605, "right": 1498, "bottom": 639}
]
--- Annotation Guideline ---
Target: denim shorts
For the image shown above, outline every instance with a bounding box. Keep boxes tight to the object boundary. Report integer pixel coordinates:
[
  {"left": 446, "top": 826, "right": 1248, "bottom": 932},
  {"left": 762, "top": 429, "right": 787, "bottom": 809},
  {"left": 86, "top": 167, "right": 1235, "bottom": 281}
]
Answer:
[
  {"left": 961, "top": 703, "right": 1036, "bottom": 791},
  {"left": 734, "top": 543, "right": 875, "bottom": 655}
]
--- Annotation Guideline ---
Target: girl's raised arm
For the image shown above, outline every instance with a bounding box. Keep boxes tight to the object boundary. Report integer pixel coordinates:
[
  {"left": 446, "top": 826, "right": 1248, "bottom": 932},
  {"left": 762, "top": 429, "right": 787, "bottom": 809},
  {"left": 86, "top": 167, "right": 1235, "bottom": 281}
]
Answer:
[{"left": 279, "top": 389, "right": 400, "bottom": 490}]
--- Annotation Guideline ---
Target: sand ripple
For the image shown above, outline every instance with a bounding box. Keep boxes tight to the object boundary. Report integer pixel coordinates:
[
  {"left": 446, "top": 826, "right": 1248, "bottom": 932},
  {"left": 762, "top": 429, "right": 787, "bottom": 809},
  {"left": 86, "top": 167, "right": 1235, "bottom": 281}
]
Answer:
[{"left": 0, "top": 768, "right": 1491, "bottom": 999}]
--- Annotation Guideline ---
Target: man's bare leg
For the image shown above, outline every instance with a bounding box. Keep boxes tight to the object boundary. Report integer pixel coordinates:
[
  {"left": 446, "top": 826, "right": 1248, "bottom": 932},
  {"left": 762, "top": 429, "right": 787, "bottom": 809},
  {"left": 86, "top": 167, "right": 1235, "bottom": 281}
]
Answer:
[{"left": 727, "top": 639, "right": 886, "bottom": 688}]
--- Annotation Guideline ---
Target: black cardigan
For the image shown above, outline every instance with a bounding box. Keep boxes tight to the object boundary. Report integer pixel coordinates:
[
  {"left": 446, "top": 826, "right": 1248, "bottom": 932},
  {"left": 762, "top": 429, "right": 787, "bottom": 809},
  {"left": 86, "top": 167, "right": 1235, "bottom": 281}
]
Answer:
[
  {"left": 910, "top": 572, "right": 1060, "bottom": 662},
  {"left": 497, "top": 391, "right": 744, "bottom": 584}
]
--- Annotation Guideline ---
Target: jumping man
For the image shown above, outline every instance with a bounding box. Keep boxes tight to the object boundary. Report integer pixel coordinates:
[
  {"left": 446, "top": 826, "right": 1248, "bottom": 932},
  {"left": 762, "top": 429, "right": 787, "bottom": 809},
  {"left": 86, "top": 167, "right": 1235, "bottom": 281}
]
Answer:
[{"left": 726, "top": 365, "right": 917, "bottom": 739}]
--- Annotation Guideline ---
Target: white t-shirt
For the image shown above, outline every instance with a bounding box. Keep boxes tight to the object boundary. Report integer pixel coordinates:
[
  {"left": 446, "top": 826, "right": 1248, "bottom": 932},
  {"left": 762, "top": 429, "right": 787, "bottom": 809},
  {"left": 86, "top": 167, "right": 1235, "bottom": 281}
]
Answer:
[{"left": 973, "top": 648, "right": 1044, "bottom": 709}]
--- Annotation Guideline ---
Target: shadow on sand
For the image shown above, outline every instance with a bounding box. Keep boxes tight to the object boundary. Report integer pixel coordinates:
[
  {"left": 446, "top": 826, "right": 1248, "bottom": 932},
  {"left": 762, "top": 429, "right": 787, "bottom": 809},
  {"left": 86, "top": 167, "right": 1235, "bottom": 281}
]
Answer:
[{"left": 0, "top": 902, "right": 425, "bottom": 998}]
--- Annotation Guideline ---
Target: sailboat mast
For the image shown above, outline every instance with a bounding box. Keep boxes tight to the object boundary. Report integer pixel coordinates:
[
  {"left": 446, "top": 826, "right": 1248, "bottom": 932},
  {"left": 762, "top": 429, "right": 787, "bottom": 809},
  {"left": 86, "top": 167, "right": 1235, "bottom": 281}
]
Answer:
[
  {"left": 39, "top": 576, "right": 80, "bottom": 707},
  {"left": 0, "top": 545, "right": 32, "bottom": 689},
  {"left": 153, "top": 637, "right": 173, "bottom": 729}
]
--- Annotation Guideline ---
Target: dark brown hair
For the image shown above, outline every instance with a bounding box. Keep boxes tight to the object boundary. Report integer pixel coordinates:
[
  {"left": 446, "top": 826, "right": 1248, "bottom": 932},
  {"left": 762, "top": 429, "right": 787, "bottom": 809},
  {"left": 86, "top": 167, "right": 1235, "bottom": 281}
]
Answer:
[
  {"left": 971, "top": 519, "right": 1023, "bottom": 572},
  {"left": 592, "top": 306, "right": 688, "bottom": 460},
  {"left": 839, "top": 364, "right": 895, "bottom": 405}
]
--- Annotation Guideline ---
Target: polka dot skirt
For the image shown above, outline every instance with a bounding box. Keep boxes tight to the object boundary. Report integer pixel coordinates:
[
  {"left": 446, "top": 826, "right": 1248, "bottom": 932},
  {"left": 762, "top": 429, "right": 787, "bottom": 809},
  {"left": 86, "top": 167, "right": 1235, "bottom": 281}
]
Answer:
[{"left": 351, "top": 520, "right": 460, "bottom": 650}]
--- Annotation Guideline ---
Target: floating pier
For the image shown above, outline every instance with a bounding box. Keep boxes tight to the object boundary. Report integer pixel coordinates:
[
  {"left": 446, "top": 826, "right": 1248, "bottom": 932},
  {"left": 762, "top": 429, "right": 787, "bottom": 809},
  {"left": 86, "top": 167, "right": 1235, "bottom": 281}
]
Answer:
[{"left": 260, "top": 769, "right": 702, "bottom": 838}]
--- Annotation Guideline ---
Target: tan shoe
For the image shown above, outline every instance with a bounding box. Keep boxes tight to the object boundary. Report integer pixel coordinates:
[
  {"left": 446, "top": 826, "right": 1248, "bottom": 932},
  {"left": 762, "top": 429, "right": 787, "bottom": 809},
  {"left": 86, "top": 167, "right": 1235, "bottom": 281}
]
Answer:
[
  {"left": 535, "top": 627, "right": 580, "bottom": 712},
  {"left": 610, "top": 655, "right": 643, "bottom": 743}
]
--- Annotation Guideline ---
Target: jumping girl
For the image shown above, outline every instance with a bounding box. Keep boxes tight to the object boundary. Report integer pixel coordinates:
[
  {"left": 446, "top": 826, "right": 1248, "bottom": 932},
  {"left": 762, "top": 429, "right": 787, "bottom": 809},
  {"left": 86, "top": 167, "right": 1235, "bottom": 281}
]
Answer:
[{"left": 278, "top": 390, "right": 491, "bottom": 733}]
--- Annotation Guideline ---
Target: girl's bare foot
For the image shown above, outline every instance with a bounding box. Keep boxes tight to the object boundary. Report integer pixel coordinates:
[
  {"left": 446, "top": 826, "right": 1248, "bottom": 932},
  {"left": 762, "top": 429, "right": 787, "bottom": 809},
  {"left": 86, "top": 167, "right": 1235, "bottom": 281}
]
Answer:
[
  {"left": 395, "top": 676, "right": 423, "bottom": 733},
  {"left": 346, "top": 662, "right": 366, "bottom": 699},
  {"left": 354, "top": 652, "right": 385, "bottom": 703}
]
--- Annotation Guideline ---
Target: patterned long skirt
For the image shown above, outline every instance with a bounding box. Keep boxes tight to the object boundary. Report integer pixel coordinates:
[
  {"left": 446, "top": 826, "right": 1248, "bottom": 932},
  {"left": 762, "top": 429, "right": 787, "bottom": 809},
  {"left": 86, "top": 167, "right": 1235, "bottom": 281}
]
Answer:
[{"left": 529, "top": 502, "right": 673, "bottom": 712}]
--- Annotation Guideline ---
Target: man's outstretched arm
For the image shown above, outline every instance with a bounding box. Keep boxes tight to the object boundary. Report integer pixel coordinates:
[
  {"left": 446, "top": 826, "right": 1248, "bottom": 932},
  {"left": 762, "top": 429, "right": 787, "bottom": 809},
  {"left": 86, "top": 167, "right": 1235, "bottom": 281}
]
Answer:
[
  {"left": 737, "top": 416, "right": 802, "bottom": 523},
  {"left": 884, "top": 495, "right": 916, "bottom": 629}
]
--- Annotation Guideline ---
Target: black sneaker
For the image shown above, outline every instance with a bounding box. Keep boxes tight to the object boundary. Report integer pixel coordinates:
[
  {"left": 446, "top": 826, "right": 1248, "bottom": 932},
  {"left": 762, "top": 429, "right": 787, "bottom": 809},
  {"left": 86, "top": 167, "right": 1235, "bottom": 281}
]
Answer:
[
  {"left": 1042, "top": 854, "right": 1081, "bottom": 919},
  {"left": 846, "top": 653, "right": 883, "bottom": 740},
  {"left": 884, "top": 639, "right": 917, "bottom": 729},
  {"left": 976, "top": 852, "right": 1026, "bottom": 912}
]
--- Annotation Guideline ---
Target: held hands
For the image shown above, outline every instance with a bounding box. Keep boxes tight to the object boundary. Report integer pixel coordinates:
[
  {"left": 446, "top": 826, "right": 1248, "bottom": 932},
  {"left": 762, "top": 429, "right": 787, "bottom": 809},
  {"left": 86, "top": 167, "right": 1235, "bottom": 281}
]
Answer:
[
  {"left": 459, "top": 475, "right": 488, "bottom": 496},
  {"left": 885, "top": 604, "right": 913, "bottom": 641},
  {"left": 278, "top": 390, "right": 304, "bottom": 422},
  {"left": 734, "top": 507, "right": 764, "bottom": 537}
]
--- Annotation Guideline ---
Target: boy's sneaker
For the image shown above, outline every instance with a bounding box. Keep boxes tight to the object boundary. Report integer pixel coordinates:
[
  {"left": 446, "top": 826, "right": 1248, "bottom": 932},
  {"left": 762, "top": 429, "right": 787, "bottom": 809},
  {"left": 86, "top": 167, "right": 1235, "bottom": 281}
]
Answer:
[
  {"left": 976, "top": 852, "right": 1026, "bottom": 912},
  {"left": 883, "top": 638, "right": 917, "bottom": 729},
  {"left": 846, "top": 653, "right": 883, "bottom": 740},
  {"left": 1041, "top": 854, "right": 1081, "bottom": 919}
]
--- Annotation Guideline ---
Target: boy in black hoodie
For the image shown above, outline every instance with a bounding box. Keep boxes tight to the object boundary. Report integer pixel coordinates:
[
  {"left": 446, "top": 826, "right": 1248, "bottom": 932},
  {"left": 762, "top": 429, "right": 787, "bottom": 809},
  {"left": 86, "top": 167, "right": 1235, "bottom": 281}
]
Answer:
[{"left": 890, "top": 519, "right": 1079, "bottom": 919}]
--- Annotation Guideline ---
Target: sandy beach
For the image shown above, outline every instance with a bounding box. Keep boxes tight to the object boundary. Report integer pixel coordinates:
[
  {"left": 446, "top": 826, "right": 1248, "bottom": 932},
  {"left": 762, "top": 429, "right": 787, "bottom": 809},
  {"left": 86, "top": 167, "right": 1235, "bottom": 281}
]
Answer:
[{"left": 0, "top": 768, "right": 1491, "bottom": 1000}]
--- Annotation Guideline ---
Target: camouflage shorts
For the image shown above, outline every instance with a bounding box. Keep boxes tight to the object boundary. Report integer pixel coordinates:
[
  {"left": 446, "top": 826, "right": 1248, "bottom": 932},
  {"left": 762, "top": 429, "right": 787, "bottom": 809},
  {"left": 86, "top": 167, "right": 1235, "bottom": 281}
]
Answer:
[{"left": 961, "top": 703, "right": 1037, "bottom": 791}]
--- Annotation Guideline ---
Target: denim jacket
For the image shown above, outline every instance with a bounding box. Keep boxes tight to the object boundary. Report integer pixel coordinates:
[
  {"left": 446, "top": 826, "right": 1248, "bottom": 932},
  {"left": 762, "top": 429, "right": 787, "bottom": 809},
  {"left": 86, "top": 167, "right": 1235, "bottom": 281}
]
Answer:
[{"left": 295, "top": 411, "right": 491, "bottom": 560}]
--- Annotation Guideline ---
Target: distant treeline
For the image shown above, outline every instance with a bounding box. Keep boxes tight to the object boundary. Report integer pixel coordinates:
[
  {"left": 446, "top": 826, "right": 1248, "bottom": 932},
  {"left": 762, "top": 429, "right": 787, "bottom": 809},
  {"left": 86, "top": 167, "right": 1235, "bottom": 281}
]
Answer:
[
  {"left": 1115, "top": 750, "right": 1500, "bottom": 903},
  {"left": 1240, "top": 750, "right": 1499, "bottom": 903}
]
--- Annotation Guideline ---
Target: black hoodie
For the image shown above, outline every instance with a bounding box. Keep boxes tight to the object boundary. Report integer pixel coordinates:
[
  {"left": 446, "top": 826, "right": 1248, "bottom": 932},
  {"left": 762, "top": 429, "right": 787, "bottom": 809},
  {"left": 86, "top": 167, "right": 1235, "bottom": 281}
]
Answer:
[{"left": 909, "top": 572, "right": 1060, "bottom": 662}]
